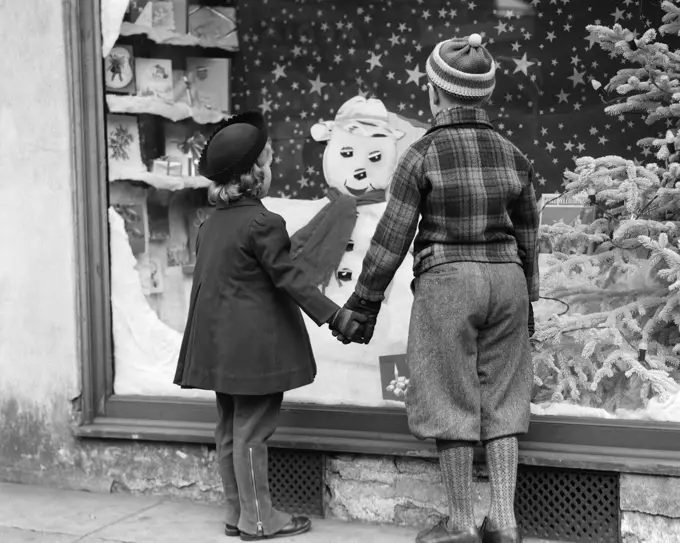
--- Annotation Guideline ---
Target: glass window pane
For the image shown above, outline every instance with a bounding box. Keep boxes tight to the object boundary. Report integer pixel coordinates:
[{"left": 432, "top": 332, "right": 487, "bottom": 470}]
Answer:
[{"left": 106, "top": 0, "right": 680, "bottom": 424}]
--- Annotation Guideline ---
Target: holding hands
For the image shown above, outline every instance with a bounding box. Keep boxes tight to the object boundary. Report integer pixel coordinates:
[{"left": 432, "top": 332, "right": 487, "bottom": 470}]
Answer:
[{"left": 328, "top": 293, "right": 381, "bottom": 345}]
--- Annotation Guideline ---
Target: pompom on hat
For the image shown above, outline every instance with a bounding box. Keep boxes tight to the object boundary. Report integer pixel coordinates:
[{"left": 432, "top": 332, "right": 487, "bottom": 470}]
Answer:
[
  {"left": 198, "top": 111, "right": 269, "bottom": 185},
  {"left": 426, "top": 33, "right": 496, "bottom": 100}
]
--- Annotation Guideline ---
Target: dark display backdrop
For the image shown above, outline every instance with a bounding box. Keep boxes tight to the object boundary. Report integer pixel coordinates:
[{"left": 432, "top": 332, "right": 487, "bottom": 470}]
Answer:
[{"left": 229, "top": 0, "right": 660, "bottom": 199}]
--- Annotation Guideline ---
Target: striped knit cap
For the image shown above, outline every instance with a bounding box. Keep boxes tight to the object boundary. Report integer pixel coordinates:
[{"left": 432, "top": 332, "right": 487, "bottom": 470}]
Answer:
[{"left": 426, "top": 34, "right": 496, "bottom": 100}]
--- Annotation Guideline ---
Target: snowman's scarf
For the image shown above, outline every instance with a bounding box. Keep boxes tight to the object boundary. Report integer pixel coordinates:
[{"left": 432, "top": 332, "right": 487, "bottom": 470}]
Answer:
[{"left": 290, "top": 187, "right": 386, "bottom": 289}]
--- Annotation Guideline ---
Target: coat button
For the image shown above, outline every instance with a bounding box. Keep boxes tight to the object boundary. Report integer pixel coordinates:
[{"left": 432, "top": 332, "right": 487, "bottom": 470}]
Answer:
[
  {"left": 360, "top": 300, "right": 366, "bottom": 306},
  {"left": 337, "top": 268, "right": 352, "bottom": 282},
  {"left": 346, "top": 239, "right": 354, "bottom": 252}
]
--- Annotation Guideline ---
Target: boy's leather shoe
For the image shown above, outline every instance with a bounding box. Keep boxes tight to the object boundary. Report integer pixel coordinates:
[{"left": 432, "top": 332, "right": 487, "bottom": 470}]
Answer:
[
  {"left": 480, "top": 518, "right": 522, "bottom": 543},
  {"left": 416, "top": 518, "right": 482, "bottom": 543},
  {"left": 240, "top": 516, "right": 311, "bottom": 541},
  {"left": 225, "top": 524, "right": 240, "bottom": 537}
]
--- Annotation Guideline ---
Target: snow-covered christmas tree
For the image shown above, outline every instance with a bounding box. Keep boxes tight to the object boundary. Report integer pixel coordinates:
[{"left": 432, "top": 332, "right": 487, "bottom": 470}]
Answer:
[{"left": 533, "top": 1, "right": 680, "bottom": 416}]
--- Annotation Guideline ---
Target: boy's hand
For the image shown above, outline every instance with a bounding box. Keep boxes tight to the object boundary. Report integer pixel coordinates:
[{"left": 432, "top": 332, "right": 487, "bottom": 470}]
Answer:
[
  {"left": 344, "top": 293, "right": 381, "bottom": 344},
  {"left": 328, "top": 309, "right": 368, "bottom": 345}
]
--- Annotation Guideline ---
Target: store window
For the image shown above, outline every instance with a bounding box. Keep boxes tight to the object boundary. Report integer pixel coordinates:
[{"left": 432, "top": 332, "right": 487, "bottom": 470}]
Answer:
[{"left": 75, "top": 0, "right": 680, "bottom": 456}]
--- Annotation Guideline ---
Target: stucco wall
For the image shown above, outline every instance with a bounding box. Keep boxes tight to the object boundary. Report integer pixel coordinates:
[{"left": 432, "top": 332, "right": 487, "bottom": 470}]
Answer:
[{"left": 0, "top": 0, "right": 81, "bottom": 477}]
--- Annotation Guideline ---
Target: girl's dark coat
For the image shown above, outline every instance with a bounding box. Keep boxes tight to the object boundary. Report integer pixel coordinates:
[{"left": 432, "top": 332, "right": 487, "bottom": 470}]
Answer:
[{"left": 173, "top": 198, "right": 339, "bottom": 395}]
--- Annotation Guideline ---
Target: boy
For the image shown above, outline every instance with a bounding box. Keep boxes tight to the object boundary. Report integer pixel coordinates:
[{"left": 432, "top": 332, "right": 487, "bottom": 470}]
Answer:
[{"left": 341, "top": 35, "right": 539, "bottom": 543}]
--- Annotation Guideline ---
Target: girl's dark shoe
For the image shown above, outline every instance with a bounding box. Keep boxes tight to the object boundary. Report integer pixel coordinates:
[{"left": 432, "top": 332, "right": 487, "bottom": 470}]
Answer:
[
  {"left": 240, "top": 516, "right": 312, "bottom": 541},
  {"left": 225, "top": 524, "right": 240, "bottom": 537},
  {"left": 416, "top": 518, "right": 482, "bottom": 543},
  {"left": 480, "top": 518, "right": 522, "bottom": 543}
]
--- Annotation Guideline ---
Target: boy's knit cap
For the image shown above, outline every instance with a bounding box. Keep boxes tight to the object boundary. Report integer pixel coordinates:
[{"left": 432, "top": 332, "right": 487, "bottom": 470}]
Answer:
[{"left": 426, "top": 33, "right": 496, "bottom": 100}]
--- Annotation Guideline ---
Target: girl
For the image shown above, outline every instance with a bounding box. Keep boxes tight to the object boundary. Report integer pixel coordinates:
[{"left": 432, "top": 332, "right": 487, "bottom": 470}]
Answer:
[{"left": 173, "top": 111, "right": 366, "bottom": 541}]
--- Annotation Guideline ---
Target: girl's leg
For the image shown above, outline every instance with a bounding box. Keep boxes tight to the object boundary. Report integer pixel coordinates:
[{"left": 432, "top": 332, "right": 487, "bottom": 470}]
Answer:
[
  {"left": 437, "top": 440, "right": 477, "bottom": 531},
  {"left": 215, "top": 392, "right": 240, "bottom": 529},
  {"left": 483, "top": 436, "right": 519, "bottom": 530},
  {"left": 232, "top": 393, "right": 295, "bottom": 538}
]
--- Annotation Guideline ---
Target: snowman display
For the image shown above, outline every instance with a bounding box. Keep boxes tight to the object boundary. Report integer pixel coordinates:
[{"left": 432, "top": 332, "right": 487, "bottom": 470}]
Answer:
[{"left": 263, "top": 96, "right": 427, "bottom": 406}]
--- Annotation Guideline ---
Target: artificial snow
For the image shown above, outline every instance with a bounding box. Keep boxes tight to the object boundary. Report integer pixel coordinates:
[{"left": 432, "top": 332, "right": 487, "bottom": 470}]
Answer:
[
  {"left": 119, "top": 22, "right": 239, "bottom": 52},
  {"left": 113, "top": 171, "right": 211, "bottom": 191},
  {"left": 110, "top": 207, "right": 210, "bottom": 399},
  {"left": 101, "top": 0, "right": 129, "bottom": 58},
  {"left": 106, "top": 94, "right": 232, "bottom": 124}
]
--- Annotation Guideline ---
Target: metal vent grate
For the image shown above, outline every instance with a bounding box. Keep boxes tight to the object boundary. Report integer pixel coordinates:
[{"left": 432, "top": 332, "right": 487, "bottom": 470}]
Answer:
[
  {"left": 268, "top": 448, "right": 325, "bottom": 518},
  {"left": 515, "top": 466, "right": 619, "bottom": 543}
]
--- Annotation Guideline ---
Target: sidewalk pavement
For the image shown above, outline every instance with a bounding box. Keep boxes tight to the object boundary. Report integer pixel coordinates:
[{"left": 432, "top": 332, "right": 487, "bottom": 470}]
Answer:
[{"left": 0, "top": 482, "right": 550, "bottom": 543}]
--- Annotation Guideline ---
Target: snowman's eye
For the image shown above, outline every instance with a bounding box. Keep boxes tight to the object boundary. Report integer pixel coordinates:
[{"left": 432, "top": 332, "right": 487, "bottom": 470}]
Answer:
[
  {"left": 368, "top": 151, "right": 382, "bottom": 163},
  {"left": 340, "top": 147, "right": 354, "bottom": 158}
]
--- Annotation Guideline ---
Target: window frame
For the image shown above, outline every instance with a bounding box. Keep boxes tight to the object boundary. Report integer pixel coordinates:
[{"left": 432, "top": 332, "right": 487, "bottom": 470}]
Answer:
[{"left": 70, "top": 0, "right": 680, "bottom": 477}]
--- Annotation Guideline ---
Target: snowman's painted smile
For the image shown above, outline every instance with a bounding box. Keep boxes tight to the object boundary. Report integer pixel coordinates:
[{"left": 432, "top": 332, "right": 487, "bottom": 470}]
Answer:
[{"left": 344, "top": 180, "right": 375, "bottom": 196}]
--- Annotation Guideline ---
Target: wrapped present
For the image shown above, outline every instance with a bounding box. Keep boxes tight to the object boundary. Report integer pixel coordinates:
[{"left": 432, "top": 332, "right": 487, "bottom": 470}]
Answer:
[
  {"left": 188, "top": 6, "right": 238, "bottom": 49},
  {"left": 178, "top": 130, "right": 209, "bottom": 177},
  {"left": 186, "top": 57, "right": 231, "bottom": 112},
  {"left": 151, "top": 156, "right": 183, "bottom": 176}
]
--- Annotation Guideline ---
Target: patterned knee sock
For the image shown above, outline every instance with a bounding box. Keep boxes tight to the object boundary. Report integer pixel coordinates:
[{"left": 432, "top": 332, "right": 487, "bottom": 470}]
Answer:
[
  {"left": 438, "top": 445, "right": 475, "bottom": 532},
  {"left": 484, "top": 437, "right": 519, "bottom": 530}
]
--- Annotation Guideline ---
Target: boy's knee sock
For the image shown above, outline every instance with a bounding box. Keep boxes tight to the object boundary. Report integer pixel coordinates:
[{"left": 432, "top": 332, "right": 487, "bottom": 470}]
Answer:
[
  {"left": 484, "top": 436, "right": 519, "bottom": 530},
  {"left": 438, "top": 443, "right": 475, "bottom": 531}
]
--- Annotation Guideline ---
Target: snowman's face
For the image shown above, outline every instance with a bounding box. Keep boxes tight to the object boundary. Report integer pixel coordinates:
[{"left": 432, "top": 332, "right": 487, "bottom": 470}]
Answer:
[{"left": 322, "top": 122, "right": 400, "bottom": 197}]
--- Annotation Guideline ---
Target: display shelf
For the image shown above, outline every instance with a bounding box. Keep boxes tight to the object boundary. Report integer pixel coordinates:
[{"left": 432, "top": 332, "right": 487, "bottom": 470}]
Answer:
[
  {"left": 106, "top": 94, "right": 231, "bottom": 124},
  {"left": 110, "top": 171, "right": 211, "bottom": 191},
  {"left": 119, "top": 22, "right": 238, "bottom": 52}
]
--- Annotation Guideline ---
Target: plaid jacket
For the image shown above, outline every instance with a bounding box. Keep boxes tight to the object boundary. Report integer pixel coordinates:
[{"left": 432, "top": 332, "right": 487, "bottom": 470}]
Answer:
[{"left": 354, "top": 106, "right": 540, "bottom": 303}]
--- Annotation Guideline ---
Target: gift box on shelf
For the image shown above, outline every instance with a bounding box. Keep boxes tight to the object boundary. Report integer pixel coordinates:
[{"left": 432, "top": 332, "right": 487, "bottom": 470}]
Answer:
[
  {"left": 186, "top": 57, "right": 231, "bottom": 113},
  {"left": 151, "top": 156, "right": 183, "bottom": 176},
  {"left": 163, "top": 122, "right": 209, "bottom": 177},
  {"left": 135, "top": 58, "right": 174, "bottom": 102},
  {"left": 188, "top": 5, "right": 238, "bottom": 50},
  {"left": 104, "top": 45, "right": 136, "bottom": 94}
]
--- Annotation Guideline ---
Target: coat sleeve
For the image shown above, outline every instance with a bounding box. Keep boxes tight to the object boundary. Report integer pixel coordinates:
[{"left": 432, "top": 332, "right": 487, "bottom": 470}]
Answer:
[
  {"left": 249, "top": 211, "right": 340, "bottom": 326},
  {"left": 510, "top": 167, "right": 540, "bottom": 302},
  {"left": 354, "top": 144, "right": 423, "bottom": 302}
]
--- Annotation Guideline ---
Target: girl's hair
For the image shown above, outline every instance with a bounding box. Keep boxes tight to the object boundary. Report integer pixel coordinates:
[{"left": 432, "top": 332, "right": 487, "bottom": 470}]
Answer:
[{"left": 207, "top": 140, "right": 273, "bottom": 205}]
